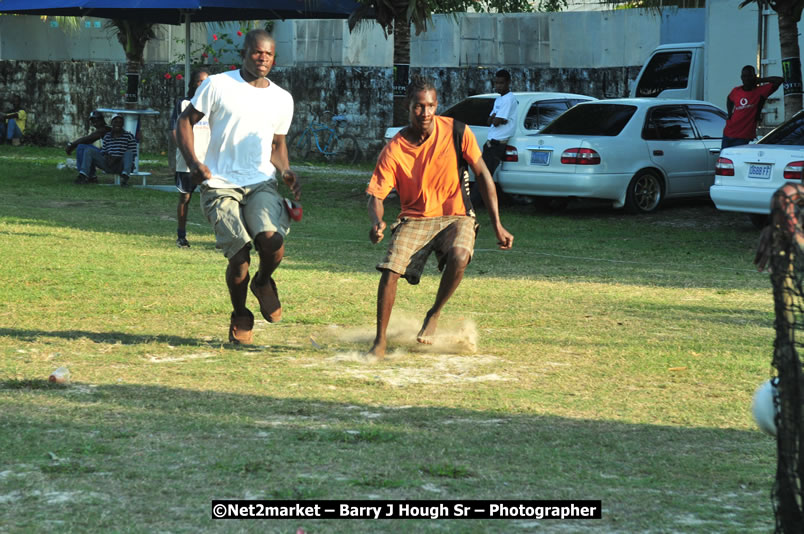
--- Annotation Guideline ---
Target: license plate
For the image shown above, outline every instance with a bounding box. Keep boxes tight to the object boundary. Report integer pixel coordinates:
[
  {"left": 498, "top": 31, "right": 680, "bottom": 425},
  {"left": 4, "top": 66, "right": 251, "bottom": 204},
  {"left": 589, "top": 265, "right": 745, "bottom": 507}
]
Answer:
[
  {"left": 748, "top": 163, "right": 772, "bottom": 180},
  {"left": 530, "top": 150, "right": 550, "bottom": 166}
]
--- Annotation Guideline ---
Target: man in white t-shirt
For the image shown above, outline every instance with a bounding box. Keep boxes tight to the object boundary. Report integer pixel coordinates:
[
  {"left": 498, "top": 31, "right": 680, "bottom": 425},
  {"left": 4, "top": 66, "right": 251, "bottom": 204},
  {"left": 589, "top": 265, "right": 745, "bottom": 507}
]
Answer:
[
  {"left": 176, "top": 29, "right": 301, "bottom": 345},
  {"left": 482, "top": 69, "right": 517, "bottom": 180},
  {"left": 171, "top": 67, "right": 210, "bottom": 248}
]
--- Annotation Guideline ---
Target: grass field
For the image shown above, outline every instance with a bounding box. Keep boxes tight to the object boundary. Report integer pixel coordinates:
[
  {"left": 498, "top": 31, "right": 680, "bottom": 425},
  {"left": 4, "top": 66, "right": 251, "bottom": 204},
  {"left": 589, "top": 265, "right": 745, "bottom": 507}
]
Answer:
[{"left": 0, "top": 145, "right": 780, "bottom": 533}]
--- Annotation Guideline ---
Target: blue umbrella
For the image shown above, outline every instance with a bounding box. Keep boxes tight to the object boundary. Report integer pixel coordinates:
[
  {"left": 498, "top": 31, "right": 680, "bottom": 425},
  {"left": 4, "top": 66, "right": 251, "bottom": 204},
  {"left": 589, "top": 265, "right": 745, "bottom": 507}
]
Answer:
[
  {"left": 0, "top": 0, "right": 360, "bottom": 86},
  {"left": 0, "top": 0, "right": 359, "bottom": 23}
]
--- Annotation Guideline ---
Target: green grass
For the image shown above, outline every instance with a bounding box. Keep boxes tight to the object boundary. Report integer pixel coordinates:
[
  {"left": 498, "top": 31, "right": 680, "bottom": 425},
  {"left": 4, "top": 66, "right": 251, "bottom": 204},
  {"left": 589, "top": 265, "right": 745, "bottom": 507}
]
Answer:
[{"left": 0, "top": 145, "right": 780, "bottom": 532}]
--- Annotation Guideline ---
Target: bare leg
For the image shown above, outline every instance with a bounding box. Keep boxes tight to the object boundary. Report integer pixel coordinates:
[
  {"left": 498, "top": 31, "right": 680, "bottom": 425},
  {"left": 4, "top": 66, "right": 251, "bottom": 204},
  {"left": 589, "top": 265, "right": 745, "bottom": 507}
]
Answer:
[
  {"left": 227, "top": 246, "right": 251, "bottom": 317},
  {"left": 250, "top": 232, "right": 285, "bottom": 322},
  {"left": 369, "top": 269, "right": 400, "bottom": 357},
  {"left": 417, "top": 247, "right": 470, "bottom": 344},
  {"left": 252, "top": 231, "right": 284, "bottom": 283},
  {"left": 177, "top": 192, "right": 191, "bottom": 234}
]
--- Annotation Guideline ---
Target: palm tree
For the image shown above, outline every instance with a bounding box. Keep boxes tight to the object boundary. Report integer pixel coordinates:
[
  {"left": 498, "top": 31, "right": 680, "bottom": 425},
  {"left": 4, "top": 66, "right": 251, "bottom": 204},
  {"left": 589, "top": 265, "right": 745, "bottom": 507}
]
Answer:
[
  {"left": 43, "top": 16, "right": 156, "bottom": 106},
  {"left": 348, "top": 0, "right": 532, "bottom": 125},
  {"left": 107, "top": 19, "right": 157, "bottom": 106},
  {"left": 740, "top": 0, "right": 804, "bottom": 120}
]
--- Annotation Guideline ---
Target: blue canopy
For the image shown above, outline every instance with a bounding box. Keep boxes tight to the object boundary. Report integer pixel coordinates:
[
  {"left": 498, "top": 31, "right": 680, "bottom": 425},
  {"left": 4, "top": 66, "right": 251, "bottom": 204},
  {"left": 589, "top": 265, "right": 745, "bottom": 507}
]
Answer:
[
  {"left": 0, "top": 0, "right": 361, "bottom": 94},
  {"left": 0, "top": 0, "right": 359, "bottom": 23}
]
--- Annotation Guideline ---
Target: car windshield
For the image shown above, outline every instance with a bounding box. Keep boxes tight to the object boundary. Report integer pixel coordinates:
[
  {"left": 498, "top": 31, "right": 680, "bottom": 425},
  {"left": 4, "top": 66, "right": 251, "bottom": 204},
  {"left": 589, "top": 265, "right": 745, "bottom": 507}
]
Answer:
[
  {"left": 440, "top": 98, "right": 495, "bottom": 126},
  {"left": 760, "top": 112, "right": 804, "bottom": 145},
  {"left": 540, "top": 104, "right": 637, "bottom": 136}
]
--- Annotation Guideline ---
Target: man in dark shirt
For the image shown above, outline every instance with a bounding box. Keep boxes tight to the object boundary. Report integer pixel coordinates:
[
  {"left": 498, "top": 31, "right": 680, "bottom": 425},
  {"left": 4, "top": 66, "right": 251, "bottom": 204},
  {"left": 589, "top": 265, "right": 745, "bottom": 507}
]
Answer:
[
  {"left": 75, "top": 114, "right": 137, "bottom": 186},
  {"left": 67, "top": 111, "right": 111, "bottom": 184}
]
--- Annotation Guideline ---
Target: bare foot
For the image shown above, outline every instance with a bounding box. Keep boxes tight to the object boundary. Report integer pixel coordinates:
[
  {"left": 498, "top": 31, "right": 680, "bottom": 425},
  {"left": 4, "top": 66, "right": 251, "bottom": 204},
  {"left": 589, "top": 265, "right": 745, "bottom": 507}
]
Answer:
[
  {"left": 368, "top": 338, "right": 387, "bottom": 357},
  {"left": 417, "top": 311, "right": 439, "bottom": 344}
]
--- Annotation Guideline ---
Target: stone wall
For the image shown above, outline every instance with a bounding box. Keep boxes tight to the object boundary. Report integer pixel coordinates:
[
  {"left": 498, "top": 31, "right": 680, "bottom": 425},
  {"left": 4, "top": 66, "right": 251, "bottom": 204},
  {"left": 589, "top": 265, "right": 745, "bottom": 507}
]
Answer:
[{"left": 0, "top": 60, "right": 640, "bottom": 161}]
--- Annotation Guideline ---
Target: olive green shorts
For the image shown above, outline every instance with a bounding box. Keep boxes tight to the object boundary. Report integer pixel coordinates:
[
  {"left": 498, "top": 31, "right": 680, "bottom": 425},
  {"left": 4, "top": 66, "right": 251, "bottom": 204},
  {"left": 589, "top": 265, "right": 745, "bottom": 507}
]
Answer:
[{"left": 200, "top": 180, "right": 290, "bottom": 259}]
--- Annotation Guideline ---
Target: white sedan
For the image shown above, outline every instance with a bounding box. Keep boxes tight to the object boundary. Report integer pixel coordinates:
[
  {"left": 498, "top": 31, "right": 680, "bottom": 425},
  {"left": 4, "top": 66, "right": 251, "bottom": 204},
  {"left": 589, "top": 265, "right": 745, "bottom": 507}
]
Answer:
[
  {"left": 383, "top": 91, "right": 596, "bottom": 180},
  {"left": 496, "top": 98, "right": 727, "bottom": 213},
  {"left": 710, "top": 110, "right": 804, "bottom": 228}
]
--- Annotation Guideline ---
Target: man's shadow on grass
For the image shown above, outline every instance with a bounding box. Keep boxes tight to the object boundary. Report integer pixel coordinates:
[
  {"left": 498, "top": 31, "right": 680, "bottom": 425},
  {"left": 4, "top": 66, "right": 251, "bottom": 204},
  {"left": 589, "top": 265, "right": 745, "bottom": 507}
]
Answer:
[{"left": 0, "top": 327, "right": 295, "bottom": 351}]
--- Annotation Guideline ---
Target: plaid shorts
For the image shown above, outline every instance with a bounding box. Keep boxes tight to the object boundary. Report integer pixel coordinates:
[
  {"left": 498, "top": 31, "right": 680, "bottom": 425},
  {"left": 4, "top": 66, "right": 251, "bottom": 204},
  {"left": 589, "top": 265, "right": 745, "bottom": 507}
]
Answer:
[{"left": 377, "top": 215, "right": 479, "bottom": 285}]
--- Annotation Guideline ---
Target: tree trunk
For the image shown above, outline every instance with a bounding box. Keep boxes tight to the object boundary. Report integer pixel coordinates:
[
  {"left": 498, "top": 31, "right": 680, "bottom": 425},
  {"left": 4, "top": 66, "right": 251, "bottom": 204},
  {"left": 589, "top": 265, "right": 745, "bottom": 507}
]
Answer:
[
  {"left": 777, "top": 6, "right": 803, "bottom": 120},
  {"left": 124, "top": 60, "right": 142, "bottom": 108},
  {"left": 392, "top": 14, "right": 411, "bottom": 126},
  {"left": 113, "top": 20, "right": 153, "bottom": 108}
]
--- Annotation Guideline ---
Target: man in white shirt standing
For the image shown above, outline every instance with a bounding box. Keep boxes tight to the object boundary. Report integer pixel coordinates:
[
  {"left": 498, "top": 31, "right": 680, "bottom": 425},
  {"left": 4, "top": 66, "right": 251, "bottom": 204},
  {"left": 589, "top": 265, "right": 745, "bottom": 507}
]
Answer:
[
  {"left": 482, "top": 69, "right": 517, "bottom": 182},
  {"left": 175, "top": 29, "right": 301, "bottom": 345}
]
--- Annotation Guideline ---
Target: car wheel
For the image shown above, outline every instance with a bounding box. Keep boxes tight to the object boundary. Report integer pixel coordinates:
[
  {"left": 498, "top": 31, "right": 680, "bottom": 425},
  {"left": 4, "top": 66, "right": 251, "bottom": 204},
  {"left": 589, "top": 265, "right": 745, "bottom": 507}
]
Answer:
[
  {"left": 749, "top": 213, "right": 769, "bottom": 229},
  {"left": 625, "top": 170, "right": 664, "bottom": 214}
]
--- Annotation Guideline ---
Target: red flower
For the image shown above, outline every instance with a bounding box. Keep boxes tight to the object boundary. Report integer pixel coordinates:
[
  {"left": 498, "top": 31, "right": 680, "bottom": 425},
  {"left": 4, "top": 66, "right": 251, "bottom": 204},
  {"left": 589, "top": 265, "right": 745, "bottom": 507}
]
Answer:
[
  {"left": 164, "top": 73, "right": 172, "bottom": 79},
  {"left": 213, "top": 34, "right": 218, "bottom": 41},
  {"left": 229, "top": 65, "right": 236, "bottom": 70},
  {"left": 202, "top": 52, "right": 208, "bottom": 58},
  {"left": 214, "top": 57, "right": 219, "bottom": 63},
  {"left": 237, "top": 31, "right": 242, "bottom": 37},
  {"left": 176, "top": 74, "right": 183, "bottom": 80}
]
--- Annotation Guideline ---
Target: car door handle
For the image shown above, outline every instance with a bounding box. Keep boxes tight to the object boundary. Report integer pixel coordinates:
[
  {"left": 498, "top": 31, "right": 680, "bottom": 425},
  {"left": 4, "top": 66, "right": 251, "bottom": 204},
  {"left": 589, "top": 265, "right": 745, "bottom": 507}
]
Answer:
[{"left": 653, "top": 150, "right": 664, "bottom": 156}]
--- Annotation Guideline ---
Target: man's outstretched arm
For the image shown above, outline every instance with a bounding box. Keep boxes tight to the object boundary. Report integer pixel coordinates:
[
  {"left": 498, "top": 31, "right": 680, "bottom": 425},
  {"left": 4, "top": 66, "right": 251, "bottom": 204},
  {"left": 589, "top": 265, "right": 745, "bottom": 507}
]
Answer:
[{"left": 469, "top": 156, "right": 513, "bottom": 250}]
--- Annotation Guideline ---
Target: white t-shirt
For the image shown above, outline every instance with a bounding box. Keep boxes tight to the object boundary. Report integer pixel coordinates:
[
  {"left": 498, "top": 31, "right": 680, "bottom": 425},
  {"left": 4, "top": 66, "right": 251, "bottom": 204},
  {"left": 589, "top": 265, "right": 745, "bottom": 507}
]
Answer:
[
  {"left": 191, "top": 70, "right": 294, "bottom": 188},
  {"left": 487, "top": 91, "right": 517, "bottom": 142},
  {"left": 175, "top": 98, "right": 211, "bottom": 173}
]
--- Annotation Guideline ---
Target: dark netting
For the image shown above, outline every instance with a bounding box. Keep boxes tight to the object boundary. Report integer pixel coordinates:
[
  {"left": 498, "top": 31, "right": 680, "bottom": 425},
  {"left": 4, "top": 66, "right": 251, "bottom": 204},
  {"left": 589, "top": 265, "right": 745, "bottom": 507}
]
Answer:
[{"left": 769, "top": 184, "right": 804, "bottom": 533}]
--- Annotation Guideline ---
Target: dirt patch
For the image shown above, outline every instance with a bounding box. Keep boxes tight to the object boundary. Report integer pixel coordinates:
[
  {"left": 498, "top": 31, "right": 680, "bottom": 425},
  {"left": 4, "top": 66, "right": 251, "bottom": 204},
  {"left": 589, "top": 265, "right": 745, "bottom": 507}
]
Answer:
[{"left": 327, "top": 314, "right": 478, "bottom": 355}]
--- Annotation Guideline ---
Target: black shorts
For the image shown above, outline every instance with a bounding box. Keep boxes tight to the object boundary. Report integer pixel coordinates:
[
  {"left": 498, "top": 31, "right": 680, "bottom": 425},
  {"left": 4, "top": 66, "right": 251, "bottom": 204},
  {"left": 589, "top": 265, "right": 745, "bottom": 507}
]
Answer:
[
  {"left": 481, "top": 140, "right": 507, "bottom": 176},
  {"left": 175, "top": 172, "right": 198, "bottom": 194}
]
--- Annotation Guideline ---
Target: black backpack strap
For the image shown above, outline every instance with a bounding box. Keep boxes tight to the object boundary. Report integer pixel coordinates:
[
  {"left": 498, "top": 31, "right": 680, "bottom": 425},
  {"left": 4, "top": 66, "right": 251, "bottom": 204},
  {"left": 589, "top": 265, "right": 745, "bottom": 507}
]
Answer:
[{"left": 452, "top": 120, "right": 476, "bottom": 218}]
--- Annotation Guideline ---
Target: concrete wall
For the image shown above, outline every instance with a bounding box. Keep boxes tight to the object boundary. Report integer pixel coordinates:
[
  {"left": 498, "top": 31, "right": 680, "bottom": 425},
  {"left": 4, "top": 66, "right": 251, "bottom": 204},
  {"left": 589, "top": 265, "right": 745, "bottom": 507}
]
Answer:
[
  {"left": 0, "top": 17, "right": 211, "bottom": 64},
  {"left": 660, "top": 8, "right": 705, "bottom": 44},
  {"left": 0, "top": 60, "right": 638, "bottom": 159},
  {"left": 0, "top": 8, "right": 701, "bottom": 159},
  {"left": 274, "top": 8, "right": 703, "bottom": 68},
  {"left": 0, "top": 9, "right": 704, "bottom": 68},
  {"left": 548, "top": 10, "right": 663, "bottom": 69}
]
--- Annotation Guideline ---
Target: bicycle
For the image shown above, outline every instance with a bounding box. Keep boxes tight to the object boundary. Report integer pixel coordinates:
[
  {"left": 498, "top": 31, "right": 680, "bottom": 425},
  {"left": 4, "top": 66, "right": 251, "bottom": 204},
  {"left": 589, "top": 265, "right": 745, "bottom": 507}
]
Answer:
[{"left": 288, "top": 111, "right": 361, "bottom": 165}]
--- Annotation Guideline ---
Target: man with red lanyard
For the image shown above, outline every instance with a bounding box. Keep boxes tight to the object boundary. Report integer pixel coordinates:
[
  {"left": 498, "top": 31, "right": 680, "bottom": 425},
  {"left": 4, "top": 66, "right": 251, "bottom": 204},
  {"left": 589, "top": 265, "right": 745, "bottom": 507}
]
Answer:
[{"left": 721, "top": 65, "right": 783, "bottom": 149}]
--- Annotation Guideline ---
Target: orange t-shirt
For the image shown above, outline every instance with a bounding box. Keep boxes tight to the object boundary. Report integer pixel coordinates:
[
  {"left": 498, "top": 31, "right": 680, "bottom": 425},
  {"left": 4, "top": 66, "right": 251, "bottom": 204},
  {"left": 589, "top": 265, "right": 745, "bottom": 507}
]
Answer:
[{"left": 367, "top": 116, "right": 482, "bottom": 218}]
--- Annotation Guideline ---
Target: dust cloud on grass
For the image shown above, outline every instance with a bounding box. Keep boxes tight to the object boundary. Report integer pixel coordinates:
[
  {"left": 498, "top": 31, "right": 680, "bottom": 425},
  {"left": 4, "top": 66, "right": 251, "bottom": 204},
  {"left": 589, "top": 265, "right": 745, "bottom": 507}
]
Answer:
[
  {"left": 315, "top": 313, "right": 510, "bottom": 386},
  {"left": 328, "top": 312, "right": 479, "bottom": 356}
]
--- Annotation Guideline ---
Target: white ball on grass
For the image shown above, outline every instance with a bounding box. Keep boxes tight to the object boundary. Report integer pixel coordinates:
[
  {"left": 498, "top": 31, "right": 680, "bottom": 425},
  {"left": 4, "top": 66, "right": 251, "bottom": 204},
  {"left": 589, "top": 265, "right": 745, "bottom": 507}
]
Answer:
[{"left": 752, "top": 379, "right": 779, "bottom": 437}]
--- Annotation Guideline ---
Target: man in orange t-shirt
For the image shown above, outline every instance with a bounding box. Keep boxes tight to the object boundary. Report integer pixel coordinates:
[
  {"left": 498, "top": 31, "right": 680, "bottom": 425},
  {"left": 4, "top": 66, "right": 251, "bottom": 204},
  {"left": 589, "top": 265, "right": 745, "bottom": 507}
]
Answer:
[{"left": 366, "top": 76, "right": 514, "bottom": 357}]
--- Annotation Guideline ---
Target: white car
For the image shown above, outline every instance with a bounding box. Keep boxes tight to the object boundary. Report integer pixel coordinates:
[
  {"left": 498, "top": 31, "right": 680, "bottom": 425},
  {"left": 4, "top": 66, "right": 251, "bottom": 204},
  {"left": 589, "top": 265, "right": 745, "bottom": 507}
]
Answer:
[
  {"left": 382, "top": 92, "right": 596, "bottom": 180},
  {"left": 710, "top": 110, "right": 804, "bottom": 228},
  {"left": 496, "top": 98, "right": 728, "bottom": 213}
]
